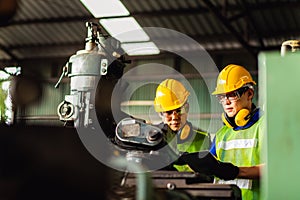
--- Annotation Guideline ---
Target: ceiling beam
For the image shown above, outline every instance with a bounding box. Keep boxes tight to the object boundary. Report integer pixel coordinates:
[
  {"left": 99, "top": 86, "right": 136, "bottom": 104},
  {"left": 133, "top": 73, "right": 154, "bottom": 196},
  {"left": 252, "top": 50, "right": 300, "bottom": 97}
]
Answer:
[
  {"left": 130, "top": 1, "right": 300, "bottom": 17},
  {"left": 9, "top": 42, "right": 84, "bottom": 50},
  {"left": 202, "top": 0, "right": 257, "bottom": 57},
  {"left": 7, "top": 30, "right": 295, "bottom": 52},
  {"left": 0, "top": 43, "right": 18, "bottom": 61},
  {"left": 243, "top": 1, "right": 300, "bottom": 11},
  {"left": 7, "top": 1, "right": 300, "bottom": 26},
  {"left": 9, "top": 16, "right": 96, "bottom": 26},
  {"left": 238, "top": 1, "right": 265, "bottom": 48}
]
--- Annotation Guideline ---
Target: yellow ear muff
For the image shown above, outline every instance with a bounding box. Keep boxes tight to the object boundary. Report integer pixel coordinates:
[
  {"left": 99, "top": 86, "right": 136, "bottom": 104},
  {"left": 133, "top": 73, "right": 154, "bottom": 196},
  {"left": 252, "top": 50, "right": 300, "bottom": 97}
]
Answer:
[
  {"left": 222, "top": 108, "right": 251, "bottom": 128},
  {"left": 235, "top": 108, "right": 250, "bottom": 126},
  {"left": 180, "top": 124, "right": 190, "bottom": 140},
  {"left": 222, "top": 113, "right": 234, "bottom": 128}
]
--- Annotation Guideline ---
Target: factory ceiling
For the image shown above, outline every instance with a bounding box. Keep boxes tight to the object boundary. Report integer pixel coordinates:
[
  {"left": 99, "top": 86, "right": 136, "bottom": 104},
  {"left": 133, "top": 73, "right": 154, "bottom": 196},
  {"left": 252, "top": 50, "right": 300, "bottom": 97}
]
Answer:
[{"left": 0, "top": 0, "right": 299, "bottom": 66}]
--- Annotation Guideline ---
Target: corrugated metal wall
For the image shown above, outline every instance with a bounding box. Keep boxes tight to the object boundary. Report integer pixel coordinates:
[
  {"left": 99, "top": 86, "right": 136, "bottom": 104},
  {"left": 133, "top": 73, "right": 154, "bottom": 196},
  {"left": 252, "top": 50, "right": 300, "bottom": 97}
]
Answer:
[{"left": 16, "top": 81, "right": 69, "bottom": 126}]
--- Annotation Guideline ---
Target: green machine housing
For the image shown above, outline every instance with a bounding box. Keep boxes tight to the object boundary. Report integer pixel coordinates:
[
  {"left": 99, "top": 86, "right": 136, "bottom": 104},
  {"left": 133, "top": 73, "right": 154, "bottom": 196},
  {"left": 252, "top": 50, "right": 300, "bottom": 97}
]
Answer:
[{"left": 259, "top": 49, "right": 300, "bottom": 199}]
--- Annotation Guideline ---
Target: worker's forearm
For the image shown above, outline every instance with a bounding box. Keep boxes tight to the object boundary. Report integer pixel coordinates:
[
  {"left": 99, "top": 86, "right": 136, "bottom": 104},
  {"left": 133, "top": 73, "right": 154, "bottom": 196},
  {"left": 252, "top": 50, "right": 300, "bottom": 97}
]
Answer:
[{"left": 237, "top": 164, "right": 265, "bottom": 179}]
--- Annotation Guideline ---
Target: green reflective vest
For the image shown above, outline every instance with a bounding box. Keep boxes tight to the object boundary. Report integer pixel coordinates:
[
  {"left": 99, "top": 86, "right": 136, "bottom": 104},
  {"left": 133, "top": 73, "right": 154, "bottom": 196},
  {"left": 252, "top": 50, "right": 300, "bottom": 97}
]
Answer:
[
  {"left": 214, "top": 116, "right": 264, "bottom": 200},
  {"left": 164, "top": 121, "right": 211, "bottom": 172}
]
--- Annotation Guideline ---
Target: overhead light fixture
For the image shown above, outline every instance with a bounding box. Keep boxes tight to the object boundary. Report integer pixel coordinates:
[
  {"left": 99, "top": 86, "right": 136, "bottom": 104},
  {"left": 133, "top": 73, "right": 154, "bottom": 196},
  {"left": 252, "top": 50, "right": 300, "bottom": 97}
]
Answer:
[
  {"left": 81, "top": 0, "right": 160, "bottom": 56},
  {"left": 121, "top": 42, "right": 160, "bottom": 56},
  {"left": 100, "top": 17, "right": 150, "bottom": 43},
  {"left": 80, "top": 0, "right": 130, "bottom": 18}
]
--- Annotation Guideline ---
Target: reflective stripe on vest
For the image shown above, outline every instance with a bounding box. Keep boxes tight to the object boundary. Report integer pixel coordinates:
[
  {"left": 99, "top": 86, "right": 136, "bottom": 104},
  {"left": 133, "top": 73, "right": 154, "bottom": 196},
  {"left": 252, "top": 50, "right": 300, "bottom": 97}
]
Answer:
[
  {"left": 218, "top": 138, "right": 258, "bottom": 150},
  {"left": 215, "top": 178, "right": 252, "bottom": 189}
]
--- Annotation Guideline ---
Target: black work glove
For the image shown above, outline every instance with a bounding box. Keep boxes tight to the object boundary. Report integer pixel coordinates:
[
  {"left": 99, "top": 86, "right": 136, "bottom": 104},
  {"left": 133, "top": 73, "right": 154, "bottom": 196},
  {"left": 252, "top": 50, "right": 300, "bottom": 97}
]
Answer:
[
  {"left": 212, "top": 160, "right": 239, "bottom": 180},
  {"left": 180, "top": 150, "right": 239, "bottom": 180},
  {"left": 172, "top": 152, "right": 189, "bottom": 165}
]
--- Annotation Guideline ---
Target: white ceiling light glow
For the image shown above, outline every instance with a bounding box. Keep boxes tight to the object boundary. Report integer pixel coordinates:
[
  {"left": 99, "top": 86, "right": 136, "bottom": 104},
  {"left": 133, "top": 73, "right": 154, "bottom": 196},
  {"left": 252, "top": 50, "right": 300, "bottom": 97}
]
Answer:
[
  {"left": 80, "top": 0, "right": 129, "bottom": 18},
  {"left": 121, "top": 42, "right": 160, "bottom": 56},
  {"left": 100, "top": 17, "right": 149, "bottom": 43},
  {"left": 80, "top": 0, "right": 160, "bottom": 56}
]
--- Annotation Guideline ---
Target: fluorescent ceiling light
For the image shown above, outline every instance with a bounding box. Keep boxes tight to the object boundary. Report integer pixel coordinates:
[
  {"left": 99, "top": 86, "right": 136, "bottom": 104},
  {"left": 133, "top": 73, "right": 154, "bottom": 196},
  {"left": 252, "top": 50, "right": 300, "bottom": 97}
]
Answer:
[
  {"left": 122, "top": 42, "right": 160, "bottom": 56},
  {"left": 80, "top": 0, "right": 130, "bottom": 17},
  {"left": 100, "top": 17, "right": 150, "bottom": 42}
]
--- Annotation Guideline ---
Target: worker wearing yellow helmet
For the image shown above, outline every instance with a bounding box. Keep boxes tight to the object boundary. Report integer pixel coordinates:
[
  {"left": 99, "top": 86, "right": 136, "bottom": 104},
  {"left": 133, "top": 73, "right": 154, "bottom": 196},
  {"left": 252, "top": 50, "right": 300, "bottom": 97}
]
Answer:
[
  {"left": 192, "top": 64, "right": 265, "bottom": 200},
  {"left": 154, "top": 79, "right": 211, "bottom": 172}
]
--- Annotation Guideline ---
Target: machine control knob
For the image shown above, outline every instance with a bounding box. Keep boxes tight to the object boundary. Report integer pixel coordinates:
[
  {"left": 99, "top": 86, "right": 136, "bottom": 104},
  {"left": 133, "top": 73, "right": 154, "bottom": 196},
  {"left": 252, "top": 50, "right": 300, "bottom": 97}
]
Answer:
[{"left": 57, "top": 101, "right": 75, "bottom": 120}]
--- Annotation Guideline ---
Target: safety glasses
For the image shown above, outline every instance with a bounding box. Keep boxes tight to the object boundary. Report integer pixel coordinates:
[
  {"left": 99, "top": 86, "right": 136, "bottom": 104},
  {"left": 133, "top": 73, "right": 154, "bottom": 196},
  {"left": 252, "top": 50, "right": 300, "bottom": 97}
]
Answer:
[
  {"left": 216, "top": 87, "right": 249, "bottom": 104},
  {"left": 161, "top": 103, "right": 188, "bottom": 116}
]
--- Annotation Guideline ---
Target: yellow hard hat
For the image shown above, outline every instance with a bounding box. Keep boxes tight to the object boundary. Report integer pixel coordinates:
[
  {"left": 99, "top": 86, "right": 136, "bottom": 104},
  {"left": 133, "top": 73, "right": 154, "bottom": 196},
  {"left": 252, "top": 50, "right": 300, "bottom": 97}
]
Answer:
[
  {"left": 212, "top": 64, "right": 256, "bottom": 95},
  {"left": 154, "top": 79, "right": 190, "bottom": 112}
]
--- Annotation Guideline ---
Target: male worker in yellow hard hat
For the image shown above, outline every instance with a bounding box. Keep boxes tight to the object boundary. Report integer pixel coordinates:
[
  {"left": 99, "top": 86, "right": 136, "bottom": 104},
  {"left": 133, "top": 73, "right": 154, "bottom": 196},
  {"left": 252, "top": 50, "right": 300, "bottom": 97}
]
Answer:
[
  {"left": 183, "top": 64, "right": 265, "bottom": 200},
  {"left": 153, "top": 78, "right": 211, "bottom": 172}
]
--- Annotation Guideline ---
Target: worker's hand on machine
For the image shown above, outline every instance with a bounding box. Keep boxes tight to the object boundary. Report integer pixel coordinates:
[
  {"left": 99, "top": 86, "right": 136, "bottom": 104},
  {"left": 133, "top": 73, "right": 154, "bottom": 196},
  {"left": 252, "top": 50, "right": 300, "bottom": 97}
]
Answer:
[
  {"left": 179, "top": 150, "right": 239, "bottom": 180},
  {"left": 171, "top": 151, "right": 190, "bottom": 165}
]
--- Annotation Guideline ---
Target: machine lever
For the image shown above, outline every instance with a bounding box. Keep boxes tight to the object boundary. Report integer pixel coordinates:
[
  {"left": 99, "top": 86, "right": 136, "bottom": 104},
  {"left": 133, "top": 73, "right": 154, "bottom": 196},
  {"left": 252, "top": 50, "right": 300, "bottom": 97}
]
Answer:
[{"left": 54, "top": 64, "right": 68, "bottom": 88}]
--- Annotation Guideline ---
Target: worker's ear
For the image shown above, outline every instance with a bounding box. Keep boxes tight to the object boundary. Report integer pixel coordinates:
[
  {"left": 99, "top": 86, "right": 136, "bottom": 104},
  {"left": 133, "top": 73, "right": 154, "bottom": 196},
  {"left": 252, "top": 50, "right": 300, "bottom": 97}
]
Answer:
[
  {"left": 159, "top": 112, "right": 164, "bottom": 118},
  {"left": 247, "top": 89, "right": 254, "bottom": 100},
  {"left": 184, "top": 103, "right": 189, "bottom": 113}
]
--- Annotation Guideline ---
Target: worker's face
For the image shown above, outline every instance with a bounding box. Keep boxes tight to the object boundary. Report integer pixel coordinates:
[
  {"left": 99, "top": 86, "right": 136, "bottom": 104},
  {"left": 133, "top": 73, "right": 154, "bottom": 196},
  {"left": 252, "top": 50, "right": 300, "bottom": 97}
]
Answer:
[
  {"left": 217, "top": 88, "right": 254, "bottom": 117},
  {"left": 161, "top": 103, "right": 189, "bottom": 131}
]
